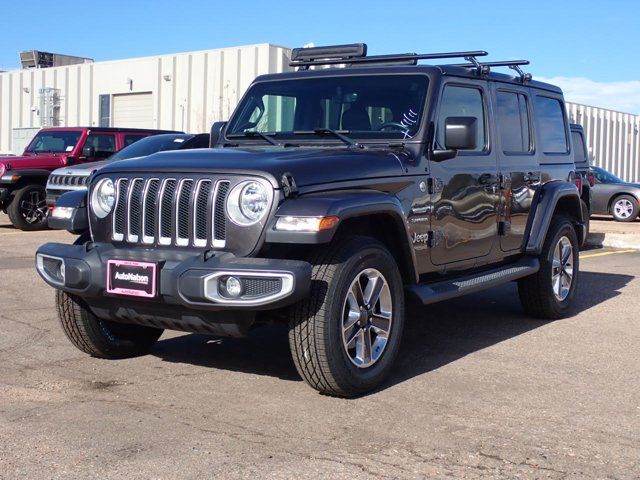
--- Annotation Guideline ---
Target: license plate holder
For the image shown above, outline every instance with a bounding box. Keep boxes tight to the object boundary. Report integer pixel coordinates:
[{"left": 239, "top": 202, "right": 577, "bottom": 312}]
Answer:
[{"left": 106, "top": 259, "right": 157, "bottom": 298}]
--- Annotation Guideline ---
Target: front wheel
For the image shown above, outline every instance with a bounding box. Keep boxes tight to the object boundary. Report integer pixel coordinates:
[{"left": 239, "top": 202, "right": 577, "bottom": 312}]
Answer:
[
  {"left": 518, "top": 216, "right": 579, "bottom": 319},
  {"left": 611, "top": 195, "right": 639, "bottom": 222},
  {"left": 56, "top": 291, "right": 163, "bottom": 358},
  {"left": 288, "top": 237, "right": 405, "bottom": 397},
  {"left": 7, "top": 184, "right": 49, "bottom": 230}
]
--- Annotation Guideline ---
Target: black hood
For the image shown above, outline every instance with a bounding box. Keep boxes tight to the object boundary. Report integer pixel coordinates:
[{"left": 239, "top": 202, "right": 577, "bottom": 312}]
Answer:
[{"left": 97, "top": 147, "right": 406, "bottom": 188}]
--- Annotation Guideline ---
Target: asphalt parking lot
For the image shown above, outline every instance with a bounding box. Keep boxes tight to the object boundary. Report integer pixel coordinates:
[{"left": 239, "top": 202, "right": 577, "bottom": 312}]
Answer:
[{"left": 1, "top": 213, "right": 639, "bottom": 479}]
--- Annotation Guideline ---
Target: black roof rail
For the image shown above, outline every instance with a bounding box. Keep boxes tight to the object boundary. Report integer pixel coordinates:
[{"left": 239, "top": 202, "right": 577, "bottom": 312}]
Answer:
[
  {"left": 289, "top": 43, "right": 488, "bottom": 70},
  {"left": 448, "top": 60, "right": 533, "bottom": 83}
]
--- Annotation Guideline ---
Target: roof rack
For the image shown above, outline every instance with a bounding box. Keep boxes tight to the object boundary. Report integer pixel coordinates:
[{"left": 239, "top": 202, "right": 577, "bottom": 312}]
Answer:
[
  {"left": 448, "top": 60, "right": 533, "bottom": 83},
  {"left": 289, "top": 43, "right": 488, "bottom": 70}
]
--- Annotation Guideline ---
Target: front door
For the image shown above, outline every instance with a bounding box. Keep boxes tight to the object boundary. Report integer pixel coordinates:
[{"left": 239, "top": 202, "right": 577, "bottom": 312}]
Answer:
[
  {"left": 429, "top": 82, "right": 500, "bottom": 266},
  {"left": 492, "top": 85, "right": 539, "bottom": 252}
]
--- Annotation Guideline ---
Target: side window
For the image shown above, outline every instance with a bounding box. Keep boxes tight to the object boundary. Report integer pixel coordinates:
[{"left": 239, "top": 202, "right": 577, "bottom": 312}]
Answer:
[
  {"left": 496, "top": 91, "right": 531, "bottom": 153},
  {"left": 534, "top": 96, "right": 568, "bottom": 153},
  {"left": 571, "top": 131, "right": 586, "bottom": 163},
  {"left": 437, "top": 85, "right": 486, "bottom": 152},
  {"left": 124, "top": 135, "right": 147, "bottom": 147},
  {"left": 99, "top": 95, "right": 111, "bottom": 128},
  {"left": 85, "top": 133, "right": 116, "bottom": 158}
]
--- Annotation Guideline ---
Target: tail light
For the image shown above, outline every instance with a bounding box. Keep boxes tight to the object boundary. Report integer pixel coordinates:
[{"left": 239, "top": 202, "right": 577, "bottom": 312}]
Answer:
[{"left": 587, "top": 171, "right": 595, "bottom": 187}]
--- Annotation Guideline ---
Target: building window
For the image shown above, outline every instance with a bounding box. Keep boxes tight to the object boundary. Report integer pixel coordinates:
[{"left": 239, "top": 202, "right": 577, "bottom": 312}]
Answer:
[{"left": 99, "top": 94, "right": 111, "bottom": 127}]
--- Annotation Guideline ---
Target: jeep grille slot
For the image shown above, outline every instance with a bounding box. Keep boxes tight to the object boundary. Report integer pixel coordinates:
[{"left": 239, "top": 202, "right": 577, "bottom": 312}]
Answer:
[{"left": 111, "top": 177, "right": 230, "bottom": 248}]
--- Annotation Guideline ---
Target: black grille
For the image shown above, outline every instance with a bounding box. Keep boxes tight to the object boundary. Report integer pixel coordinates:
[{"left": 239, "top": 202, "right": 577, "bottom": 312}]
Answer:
[
  {"left": 111, "top": 177, "right": 231, "bottom": 248},
  {"left": 242, "top": 278, "right": 282, "bottom": 298},
  {"left": 214, "top": 182, "right": 229, "bottom": 242},
  {"left": 143, "top": 179, "right": 160, "bottom": 240}
]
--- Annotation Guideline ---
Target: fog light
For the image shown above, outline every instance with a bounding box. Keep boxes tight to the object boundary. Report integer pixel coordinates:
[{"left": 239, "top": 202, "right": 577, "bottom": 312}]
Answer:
[
  {"left": 51, "top": 206, "right": 74, "bottom": 220},
  {"left": 36, "top": 253, "right": 66, "bottom": 286},
  {"left": 224, "top": 276, "right": 242, "bottom": 297}
]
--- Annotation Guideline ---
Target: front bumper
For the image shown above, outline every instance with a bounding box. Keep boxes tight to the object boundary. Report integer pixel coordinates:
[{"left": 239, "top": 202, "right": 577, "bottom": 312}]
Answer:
[{"left": 36, "top": 242, "right": 312, "bottom": 313}]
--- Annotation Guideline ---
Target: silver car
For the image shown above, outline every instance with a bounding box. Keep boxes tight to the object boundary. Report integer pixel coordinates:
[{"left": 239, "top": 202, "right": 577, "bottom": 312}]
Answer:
[
  {"left": 590, "top": 166, "right": 640, "bottom": 222},
  {"left": 46, "top": 133, "right": 209, "bottom": 207}
]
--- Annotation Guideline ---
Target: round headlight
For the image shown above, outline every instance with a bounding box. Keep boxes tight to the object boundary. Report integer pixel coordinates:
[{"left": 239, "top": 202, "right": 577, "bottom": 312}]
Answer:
[
  {"left": 91, "top": 178, "right": 115, "bottom": 218},
  {"left": 226, "top": 180, "right": 270, "bottom": 226}
]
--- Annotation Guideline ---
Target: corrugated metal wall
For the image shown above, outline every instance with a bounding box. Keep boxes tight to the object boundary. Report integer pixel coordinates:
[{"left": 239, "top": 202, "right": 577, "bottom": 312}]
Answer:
[
  {"left": 567, "top": 102, "right": 640, "bottom": 182},
  {"left": 0, "top": 44, "right": 292, "bottom": 154}
]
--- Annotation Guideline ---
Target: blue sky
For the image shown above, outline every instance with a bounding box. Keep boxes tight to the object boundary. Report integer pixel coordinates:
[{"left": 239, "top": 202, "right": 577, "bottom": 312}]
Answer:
[{"left": 2, "top": 0, "right": 639, "bottom": 112}]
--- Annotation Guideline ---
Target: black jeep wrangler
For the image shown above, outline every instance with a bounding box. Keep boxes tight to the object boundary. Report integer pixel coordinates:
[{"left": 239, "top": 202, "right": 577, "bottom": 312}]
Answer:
[{"left": 36, "top": 44, "right": 584, "bottom": 397}]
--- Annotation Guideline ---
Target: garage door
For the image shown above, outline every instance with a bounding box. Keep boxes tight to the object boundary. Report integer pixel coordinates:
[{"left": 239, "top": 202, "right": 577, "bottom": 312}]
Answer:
[{"left": 112, "top": 92, "right": 153, "bottom": 128}]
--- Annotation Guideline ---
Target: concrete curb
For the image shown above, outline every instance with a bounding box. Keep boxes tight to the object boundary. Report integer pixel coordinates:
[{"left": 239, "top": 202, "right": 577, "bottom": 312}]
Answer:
[{"left": 586, "top": 232, "right": 640, "bottom": 250}]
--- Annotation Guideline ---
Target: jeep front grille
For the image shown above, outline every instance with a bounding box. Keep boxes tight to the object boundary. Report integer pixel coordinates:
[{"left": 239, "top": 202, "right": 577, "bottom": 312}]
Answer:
[
  {"left": 48, "top": 174, "right": 90, "bottom": 188},
  {"left": 112, "top": 177, "right": 230, "bottom": 247}
]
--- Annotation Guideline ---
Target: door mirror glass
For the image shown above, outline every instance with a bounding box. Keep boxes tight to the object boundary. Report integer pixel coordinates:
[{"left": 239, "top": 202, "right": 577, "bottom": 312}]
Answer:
[{"left": 444, "top": 116, "right": 477, "bottom": 150}]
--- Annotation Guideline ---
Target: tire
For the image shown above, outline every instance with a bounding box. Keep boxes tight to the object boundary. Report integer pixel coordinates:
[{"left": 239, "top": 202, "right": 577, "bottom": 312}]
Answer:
[
  {"left": 518, "top": 216, "right": 579, "bottom": 319},
  {"left": 288, "top": 236, "right": 405, "bottom": 398},
  {"left": 7, "top": 184, "right": 48, "bottom": 231},
  {"left": 610, "top": 194, "right": 639, "bottom": 222},
  {"left": 56, "top": 290, "right": 163, "bottom": 359},
  {"left": 579, "top": 199, "right": 590, "bottom": 248}
]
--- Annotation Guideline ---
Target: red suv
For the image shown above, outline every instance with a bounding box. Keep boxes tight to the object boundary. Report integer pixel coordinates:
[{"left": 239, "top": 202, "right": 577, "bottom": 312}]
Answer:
[{"left": 0, "top": 127, "right": 179, "bottom": 230}]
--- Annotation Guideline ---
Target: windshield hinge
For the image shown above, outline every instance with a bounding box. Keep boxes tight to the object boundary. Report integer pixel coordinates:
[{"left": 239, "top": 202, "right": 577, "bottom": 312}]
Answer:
[{"left": 281, "top": 172, "right": 298, "bottom": 198}]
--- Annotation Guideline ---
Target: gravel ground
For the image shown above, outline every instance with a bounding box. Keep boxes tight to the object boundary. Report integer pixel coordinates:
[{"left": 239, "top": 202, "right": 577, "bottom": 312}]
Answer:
[{"left": 1, "top": 213, "right": 639, "bottom": 479}]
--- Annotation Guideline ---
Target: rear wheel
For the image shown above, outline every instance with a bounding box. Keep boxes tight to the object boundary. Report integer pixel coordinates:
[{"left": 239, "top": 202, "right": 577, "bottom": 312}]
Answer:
[
  {"left": 610, "top": 195, "right": 639, "bottom": 222},
  {"left": 518, "top": 216, "right": 579, "bottom": 319},
  {"left": 288, "top": 236, "right": 405, "bottom": 397},
  {"left": 56, "top": 290, "right": 163, "bottom": 358},
  {"left": 7, "top": 184, "right": 48, "bottom": 231}
]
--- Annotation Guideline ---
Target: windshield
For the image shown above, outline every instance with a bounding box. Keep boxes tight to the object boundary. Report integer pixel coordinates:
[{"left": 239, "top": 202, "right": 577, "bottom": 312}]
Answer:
[
  {"left": 25, "top": 131, "right": 82, "bottom": 153},
  {"left": 227, "top": 74, "right": 429, "bottom": 141},
  {"left": 593, "top": 167, "right": 624, "bottom": 184},
  {"left": 108, "top": 134, "right": 193, "bottom": 161}
]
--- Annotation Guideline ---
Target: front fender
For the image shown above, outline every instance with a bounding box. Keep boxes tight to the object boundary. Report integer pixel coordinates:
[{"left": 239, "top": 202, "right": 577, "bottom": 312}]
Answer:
[
  {"left": 266, "top": 190, "right": 410, "bottom": 244},
  {"left": 525, "top": 181, "right": 583, "bottom": 255}
]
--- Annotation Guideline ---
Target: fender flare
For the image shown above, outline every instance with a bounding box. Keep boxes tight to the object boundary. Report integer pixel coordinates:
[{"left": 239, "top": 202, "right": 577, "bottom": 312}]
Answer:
[
  {"left": 525, "top": 181, "right": 583, "bottom": 255},
  {"left": 265, "top": 190, "right": 418, "bottom": 282}
]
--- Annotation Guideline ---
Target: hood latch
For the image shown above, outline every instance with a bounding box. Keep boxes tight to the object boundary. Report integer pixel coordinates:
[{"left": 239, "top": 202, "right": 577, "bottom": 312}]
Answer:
[{"left": 281, "top": 172, "right": 298, "bottom": 198}]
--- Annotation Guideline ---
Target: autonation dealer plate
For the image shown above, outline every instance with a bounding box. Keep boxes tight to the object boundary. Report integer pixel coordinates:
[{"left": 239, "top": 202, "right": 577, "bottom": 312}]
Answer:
[{"left": 106, "top": 260, "right": 157, "bottom": 298}]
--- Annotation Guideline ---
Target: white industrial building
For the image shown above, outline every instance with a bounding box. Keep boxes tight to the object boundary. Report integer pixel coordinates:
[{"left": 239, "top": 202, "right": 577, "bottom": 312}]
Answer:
[
  {"left": 1, "top": 43, "right": 639, "bottom": 182},
  {"left": 0, "top": 43, "right": 291, "bottom": 154}
]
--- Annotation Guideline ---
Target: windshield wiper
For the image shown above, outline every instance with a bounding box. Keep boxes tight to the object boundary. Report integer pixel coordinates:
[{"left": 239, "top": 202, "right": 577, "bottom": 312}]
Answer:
[
  {"left": 310, "top": 128, "right": 362, "bottom": 149},
  {"left": 228, "top": 131, "right": 280, "bottom": 146}
]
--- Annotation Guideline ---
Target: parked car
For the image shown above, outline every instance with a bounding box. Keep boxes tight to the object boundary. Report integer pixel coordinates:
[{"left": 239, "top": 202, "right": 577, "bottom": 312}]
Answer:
[
  {"left": 590, "top": 166, "right": 640, "bottom": 222},
  {"left": 46, "top": 133, "right": 210, "bottom": 208},
  {"left": 0, "top": 127, "right": 179, "bottom": 230},
  {"left": 36, "top": 44, "right": 584, "bottom": 397},
  {"left": 570, "top": 123, "right": 594, "bottom": 246}
]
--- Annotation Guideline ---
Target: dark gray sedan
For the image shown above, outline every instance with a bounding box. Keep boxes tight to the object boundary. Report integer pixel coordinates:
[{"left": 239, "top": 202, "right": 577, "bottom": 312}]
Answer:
[{"left": 591, "top": 166, "right": 640, "bottom": 222}]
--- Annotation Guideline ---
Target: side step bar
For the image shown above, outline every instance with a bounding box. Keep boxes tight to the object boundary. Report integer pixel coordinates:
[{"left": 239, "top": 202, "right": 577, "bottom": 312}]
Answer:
[{"left": 408, "top": 257, "right": 540, "bottom": 305}]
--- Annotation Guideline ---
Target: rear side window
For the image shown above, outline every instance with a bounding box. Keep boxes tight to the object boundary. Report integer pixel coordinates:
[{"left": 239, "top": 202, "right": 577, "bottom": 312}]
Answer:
[
  {"left": 534, "top": 96, "right": 568, "bottom": 153},
  {"left": 437, "top": 85, "right": 486, "bottom": 152},
  {"left": 496, "top": 91, "right": 531, "bottom": 153},
  {"left": 571, "top": 131, "right": 587, "bottom": 165}
]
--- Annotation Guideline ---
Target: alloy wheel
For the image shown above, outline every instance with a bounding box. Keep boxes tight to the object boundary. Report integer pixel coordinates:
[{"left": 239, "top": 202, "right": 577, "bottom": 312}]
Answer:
[
  {"left": 341, "top": 268, "right": 393, "bottom": 368},
  {"left": 19, "top": 190, "right": 47, "bottom": 225},
  {"left": 551, "top": 235, "right": 574, "bottom": 301},
  {"left": 614, "top": 198, "right": 634, "bottom": 219}
]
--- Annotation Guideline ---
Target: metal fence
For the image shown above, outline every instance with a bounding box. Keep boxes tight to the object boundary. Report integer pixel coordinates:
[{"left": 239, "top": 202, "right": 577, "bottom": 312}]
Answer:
[{"left": 567, "top": 102, "right": 640, "bottom": 182}]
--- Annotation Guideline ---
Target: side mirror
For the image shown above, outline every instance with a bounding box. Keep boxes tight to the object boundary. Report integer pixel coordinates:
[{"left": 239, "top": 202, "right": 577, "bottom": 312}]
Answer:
[
  {"left": 81, "top": 146, "right": 95, "bottom": 158},
  {"left": 445, "top": 116, "right": 477, "bottom": 150},
  {"left": 210, "top": 121, "right": 227, "bottom": 148}
]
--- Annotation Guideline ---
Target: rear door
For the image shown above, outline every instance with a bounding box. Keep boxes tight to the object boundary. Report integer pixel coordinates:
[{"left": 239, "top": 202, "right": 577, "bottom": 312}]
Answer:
[
  {"left": 429, "top": 81, "right": 500, "bottom": 266},
  {"left": 492, "top": 84, "right": 539, "bottom": 252}
]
